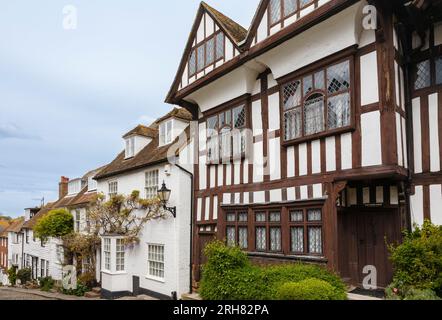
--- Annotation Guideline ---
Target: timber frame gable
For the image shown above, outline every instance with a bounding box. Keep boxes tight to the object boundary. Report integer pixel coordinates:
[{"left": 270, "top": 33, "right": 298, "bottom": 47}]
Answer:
[{"left": 166, "top": 2, "right": 247, "bottom": 104}]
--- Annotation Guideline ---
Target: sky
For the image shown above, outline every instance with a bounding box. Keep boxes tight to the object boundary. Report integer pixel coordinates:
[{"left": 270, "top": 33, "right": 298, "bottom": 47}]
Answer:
[{"left": 0, "top": 0, "right": 258, "bottom": 217}]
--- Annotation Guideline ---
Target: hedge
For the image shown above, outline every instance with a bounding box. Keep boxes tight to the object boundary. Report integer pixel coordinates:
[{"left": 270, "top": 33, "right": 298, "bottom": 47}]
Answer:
[
  {"left": 277, "top": 279, "right": 342, "bottom": 300},
  {"left": 199, "top": 241, "right": 347, "bottom": 300}
]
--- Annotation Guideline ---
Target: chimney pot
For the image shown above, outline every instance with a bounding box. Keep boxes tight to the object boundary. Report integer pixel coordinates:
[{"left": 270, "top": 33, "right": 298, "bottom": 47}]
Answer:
[{"left": 59, "top": 176, "right": 69, "bottom": 199}]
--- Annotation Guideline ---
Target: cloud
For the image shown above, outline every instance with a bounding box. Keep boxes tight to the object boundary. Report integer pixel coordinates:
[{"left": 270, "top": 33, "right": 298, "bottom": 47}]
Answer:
[{"left": 0, "top": 123, "right": 39, "bottom": 140}]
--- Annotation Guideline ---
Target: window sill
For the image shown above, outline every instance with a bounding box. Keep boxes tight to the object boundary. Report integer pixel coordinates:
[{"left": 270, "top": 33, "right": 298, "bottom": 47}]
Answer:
[
  {"left": 282, "top": 126, "right": 354, "bottom": 147},
  {"left": 145, "top": 275, "right": 165, "bottom": 283},
  {"left": 101, "top": 270, "right": 127, "bottom": 276}
]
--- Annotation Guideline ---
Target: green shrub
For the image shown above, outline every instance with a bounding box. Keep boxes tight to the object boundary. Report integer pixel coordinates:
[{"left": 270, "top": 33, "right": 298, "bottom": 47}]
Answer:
[
  {"left": 199, "top": 241, "right": 347, "bottom": 300},
  {"left": 61, "top": 282, "right": 89, "bottom": 297},
  {"left": 7, "top": 267, "right": 17, "bottom": 286},
  {"left": 39, "top": 277, "right": 55, "bottom": 292},
  {"left": 386, "top": 284, "right": 441, "bottom": 300},
  {"left": 388, "top": 220, "right": 442, "bottom": 297},
  {"left": 16, "top": 268, "right": 32, "bottom": 284},
  {"left": 277, "top": 278, "right": 341, "bottom": 300},
  {"left": 34, "top": 209, "right": 74, "bottom": 241}
]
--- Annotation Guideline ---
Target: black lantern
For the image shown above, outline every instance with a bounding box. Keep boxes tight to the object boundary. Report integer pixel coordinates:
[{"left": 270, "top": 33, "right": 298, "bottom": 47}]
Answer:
[{"left": 158, "top": 181, "right": 176, "bottom": 218}]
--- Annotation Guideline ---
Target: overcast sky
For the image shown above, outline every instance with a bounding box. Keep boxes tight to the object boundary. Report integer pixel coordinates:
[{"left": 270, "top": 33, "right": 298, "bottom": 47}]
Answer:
[{"left": 0, "top": 0, "right": 258, "bottom": 217}]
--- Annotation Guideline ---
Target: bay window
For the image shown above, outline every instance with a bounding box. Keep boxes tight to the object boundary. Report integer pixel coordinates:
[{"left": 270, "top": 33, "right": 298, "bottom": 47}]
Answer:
[
  {"left": 414, "top": 55, "right": 442, "bottom": 90},
  {"left": 103, "top": 238, "right": 111, "bottom": 271},
  {"left": 282, "top": 59, "right": 352, "bottom": 142},
  {"left": 206, "top": 103, "right": 248, "bottom": 164},
  {"left": 116, "top": 239, "right": 125, "bottom": 272},
  {"left": 102, "top": 237, "right": 126, "bottom": 273},
  {"left": 224, "top": 205, "right": 324, "bottom": 257},
  {"left": 189, "top": 32, "right": 225, "bottom": 77}
]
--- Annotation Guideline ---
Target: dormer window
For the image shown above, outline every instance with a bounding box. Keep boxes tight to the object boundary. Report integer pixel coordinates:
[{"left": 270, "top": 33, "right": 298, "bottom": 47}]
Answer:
[
  {"left": 125, "top": 136, "right": 135, "bottom": 159},
  {"left": 269, "top": 0, "right": 315, "bottom": 26},
  {"left": 68, "top": 179, "right": 82, "bottom": 195},
  {"left": 159, "top": 120, "right": 173, "bottom": 146},
  {"left": 88, "top": 176, "right": 97, "bottom": 191}
]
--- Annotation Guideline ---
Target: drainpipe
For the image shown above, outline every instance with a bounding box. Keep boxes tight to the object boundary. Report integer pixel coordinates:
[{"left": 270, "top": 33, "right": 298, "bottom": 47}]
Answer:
[{"left": 174, "top": 163, "right": 194, "bottom": 294}]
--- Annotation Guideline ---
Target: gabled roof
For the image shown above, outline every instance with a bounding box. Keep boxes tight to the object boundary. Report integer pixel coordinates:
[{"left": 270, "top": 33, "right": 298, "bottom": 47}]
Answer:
[
  {"left": 165, "top": 1, "right": 247, "bottom": 105},
  {"left": 241, "top": 0, "right": 269, "bottom": 48},
  {"left": 202, "top": 2, "right": 248, "bottom": 44},
  {"left": 6, "top": 218, "right": 25, "bottom": 233},
  {"left": 95, "top": 126, "right": 191, "bottom": 180},
  {"left": 155, "top": 108, "right": 193, "bottom": 124},
  {"left": 123, "top": 125, "right": 158, "bottom": 139}
]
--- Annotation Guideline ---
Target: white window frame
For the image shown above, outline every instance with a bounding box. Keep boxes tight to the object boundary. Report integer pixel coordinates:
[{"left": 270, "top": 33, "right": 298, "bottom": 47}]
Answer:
[
  {"left": 103, "top": 238, "right": 111, "bottom": 272},
  {"left": 145, "top": 170, "right": 159, "bottom": 199},
  {"left": 160, "top": 120, "right": 173, "bottom": 146},
  {"left": 125, "top": 136, "right": 135, "bottom": 158},
  {"left": 75, "top": 209, "right": 81, "bottom": 232},
  {"left": 147, "top": 244, "right": 165, "bottom": 281},
  {"left": 108, "top": 181, "right": 118, "bottom": 198},
  {"left": 115, "top": 239, "right": 125, "bottom": 272}
]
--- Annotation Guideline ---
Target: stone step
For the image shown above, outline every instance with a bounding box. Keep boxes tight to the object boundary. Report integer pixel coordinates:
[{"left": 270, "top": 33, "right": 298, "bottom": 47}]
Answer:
[
  {"left": 92, "top": 287, "right": 101, "bottom": 294},
  {"left": 181, "top": 293, "right": 202, "bottom": 301},
  {"left": 85, "top": 291, "right": 101, "bottom": 299}
]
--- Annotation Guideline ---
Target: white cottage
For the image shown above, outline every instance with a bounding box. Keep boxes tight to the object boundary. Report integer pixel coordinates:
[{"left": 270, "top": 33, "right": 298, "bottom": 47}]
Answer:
[{"left": 94, "top": 108, "right": 194, "bottom": 300}]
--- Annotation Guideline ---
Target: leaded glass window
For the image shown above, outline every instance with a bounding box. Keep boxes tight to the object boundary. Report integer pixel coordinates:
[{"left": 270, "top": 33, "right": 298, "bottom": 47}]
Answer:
[
  {"left": 227, "top": 213, "right": 236, "bottom": 222},
  {"left": 436, "top": 56, "right": 442, "bottom": 85},
  {"left": 290, "top": 210, "right": 304, "bottom": 222},
  {"left": 300, "top": 0, "right": 314, "bottom": 7},
  {"left": 219, "top": 127, "right": 231, "bottom": 161},
  {"left": 291, "top": 227, "right": 304, "bottom": 253},
  {"left": 284, "top": 0, "right": 298, "bottom": 16},
  {"left": 189, "top": 50, "right": 196, "bottom": 76},
  {"left": 304, "top": 94, "right": 325, "bottom": 135},
  {"left": 307, "top": 209, "right": 322, "bottom": 222},
  {"left": 270, "top": 0, "right": 282, "bottom": 25},
  {"left": 327, "top": 60, "right": 350, "bottom": 94},
  {"left": 282, "top": 59, "right": 352, "bottom": 141},
  {"left": 226, "top": 227, "right": 236, "bottom": 247},
  {"left": 255, "top": 212, "right": 266, "bottom": 222},
  {"left": 197, "top": 45, "right": 205, "bottom": 72},
  {"left": 328, "top": 92, "right": 350, "bottom": 129},
  {"left": 256, "top": 227, "right": 267, "bottom": 251},
  {"left": 206, "top": 37, "right": 215, "bottom": 65},
  {"left": 269, "top": 212, "right": 281, "bottom": 222},
  {"left": 238, "top": 227, "right": 248, "bottom": 249},
  {"left": 216, "top": 33, "right": 224, "bottom": 60},
  {"left": 238, "top": 212, "right": 248, "bottom": 222},
  {"left": 414, "top": 60, "right": 431, "bottom": 89},
  {"left": 308, "top": 227, "right": 322, "bottom": 254},
  {"left": 270, "top": 227, "right": 282, "bottom": 251}
]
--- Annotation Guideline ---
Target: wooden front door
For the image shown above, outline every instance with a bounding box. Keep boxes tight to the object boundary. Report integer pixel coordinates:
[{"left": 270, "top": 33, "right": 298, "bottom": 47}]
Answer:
[
  {"left": 338, "top": 208, "right": 402, "bottom": 288},
  {"left": 195, "top": 233, "right": 215, "bottom": 282}
]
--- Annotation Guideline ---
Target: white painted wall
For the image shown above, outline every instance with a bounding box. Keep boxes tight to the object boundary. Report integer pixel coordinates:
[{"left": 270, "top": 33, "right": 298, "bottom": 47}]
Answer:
[
  {"left": 360, "top": 51, "right": 379, "bottom": 106},
  {"left": 361, "top": 111, "right": 382, "bottom": 167}
]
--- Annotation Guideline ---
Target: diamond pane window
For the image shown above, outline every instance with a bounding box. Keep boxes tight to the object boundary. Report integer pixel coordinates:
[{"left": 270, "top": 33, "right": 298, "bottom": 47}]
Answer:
[
  {"left": 327, "top": 61, "right": 350, "bottom": 94},
  {"left": 291, "top": 227, "right": 304, "bottom": 253},
  {"left": 255, "top": 212, "right": 266, "bottom": 222},
  {"left": 436, "top": 56, "right": 442, "bottom": 85},
  {"left": 270, "top": 227, "right": 282, "bottom": 251},
  {"left": 189, "top": 50, "right": 196, "bottom": 76},
  {"left": 206, "top": 37, "right": 215, "bottom": 65},
  {"left": 270, "top": 0, "right": 282, "bottom": 25},
  {"left": 303, "top": 75, "right": 313, "bottom": 96},
  {"left": 197, "top": 45, "right": 205, "bottom": 72},
  {"left": 215, "top": 33, "right": 224, "bottom": 60},
  {"left": 307, "top": 209, "right": 322, "bottom": 222},
  {"left": 304, "top": 94, "right": 325, "bottom": 135},
  {"left": 227, "top": 213, "right": 236, "bottom": 222},
  {"left": 238, "top": 227, "right": 248, "bottom": 249},
  {"left": 207, "top": 137, "right": 219, "bottom": 163},
  {"left": 256, "top": 227, "right": 267, "bottom": 251},
  {"left": 226, "top": 227, "right": 236, "bottom": 247},
  {"left": 290, "top": 210, "right": 304, "bottom": 222},
  {"left": 219, "top": 128, "right": 231, "bottom": 161},
  {"left": 414, "top": 60, "right": 431, "bottom": 90},
  {"left": 238, "top": 212, "right": 248, "bottom": 222},
  {"left": 207, "top": 116, "right": 218, "bottom": 137},
  {"left": 283, "top": 81, "right": 302, "bottom": 110},
  {"left": 308, "top": 227, "right": 322, "bottom": 254},
  {"left": 327, "top": 92, "right": 350, "bottom": 129},
  {"left": 269, "top": 212, "right": 281, "bottom": 222},
  {"left": 284, "top": 107, "right": 302, "bottom": 140},
  {"left": 284, "top": 0, "right": 298, "bottom": 16},
  {"left": 233, "top": 105, "right": 246, "bottom": 128}
]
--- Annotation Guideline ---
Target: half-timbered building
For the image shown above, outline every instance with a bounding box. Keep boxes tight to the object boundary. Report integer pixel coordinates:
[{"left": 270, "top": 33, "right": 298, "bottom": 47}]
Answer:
[{"left": 166, "top": 0, "right": 442, "bottom": 289}]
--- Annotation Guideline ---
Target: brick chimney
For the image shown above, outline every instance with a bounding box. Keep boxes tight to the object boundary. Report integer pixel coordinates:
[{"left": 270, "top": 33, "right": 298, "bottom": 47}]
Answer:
[{"left": 59, "top": 176, "right": 69, "bottom": 199}]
